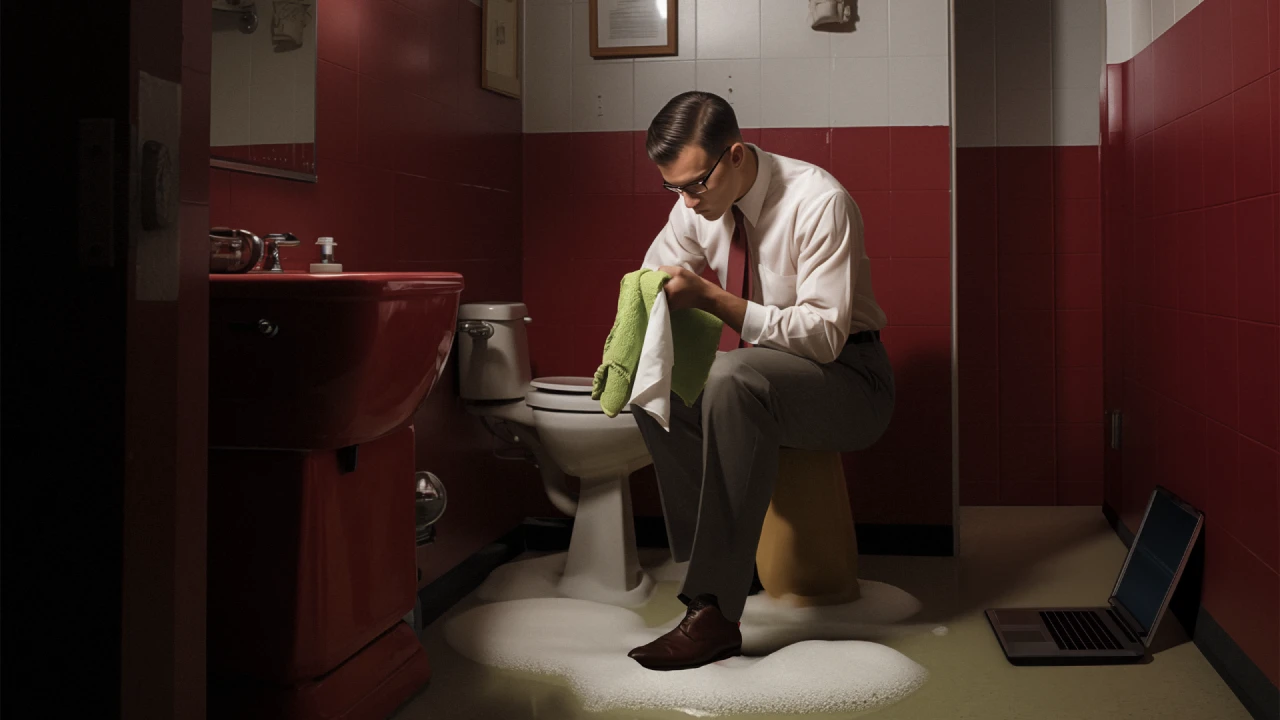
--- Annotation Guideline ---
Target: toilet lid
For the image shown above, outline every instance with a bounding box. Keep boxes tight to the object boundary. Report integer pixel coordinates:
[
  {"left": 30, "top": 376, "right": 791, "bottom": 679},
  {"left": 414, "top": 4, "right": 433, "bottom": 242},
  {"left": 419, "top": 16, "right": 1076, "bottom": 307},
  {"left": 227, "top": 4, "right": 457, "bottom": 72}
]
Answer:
[
  {"left": 529, "top": 376, "right": 593, "bottom": 393},
  {"left": 526, "top": 376, "right": 628, "bottom": 413}
]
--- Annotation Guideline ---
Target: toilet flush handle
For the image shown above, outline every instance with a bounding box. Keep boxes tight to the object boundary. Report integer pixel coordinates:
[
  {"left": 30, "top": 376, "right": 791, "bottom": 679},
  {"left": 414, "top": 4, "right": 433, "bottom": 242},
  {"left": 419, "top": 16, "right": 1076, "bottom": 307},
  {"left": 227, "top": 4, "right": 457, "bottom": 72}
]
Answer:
[{"left": 460, "top": 320, "right": 494, "bottom": 339}]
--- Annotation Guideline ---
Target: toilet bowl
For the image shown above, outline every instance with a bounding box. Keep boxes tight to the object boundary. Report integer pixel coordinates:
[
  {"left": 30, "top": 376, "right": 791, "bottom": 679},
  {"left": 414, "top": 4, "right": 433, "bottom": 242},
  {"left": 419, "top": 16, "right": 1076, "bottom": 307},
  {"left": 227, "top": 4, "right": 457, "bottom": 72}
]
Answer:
[{"left": 456, "top": 303, "right": 656, "bottom": 607}]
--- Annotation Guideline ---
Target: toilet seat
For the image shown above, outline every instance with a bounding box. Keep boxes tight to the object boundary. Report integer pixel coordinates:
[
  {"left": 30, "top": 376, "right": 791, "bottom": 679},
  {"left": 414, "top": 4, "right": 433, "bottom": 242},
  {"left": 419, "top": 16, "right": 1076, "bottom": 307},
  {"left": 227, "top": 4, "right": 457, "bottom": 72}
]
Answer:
[
  {"left": 526, "top": 376, "right": 629, "bottom": 414},
  {"left": 530, "top": 376, "right": 593, "bottom": 392}
]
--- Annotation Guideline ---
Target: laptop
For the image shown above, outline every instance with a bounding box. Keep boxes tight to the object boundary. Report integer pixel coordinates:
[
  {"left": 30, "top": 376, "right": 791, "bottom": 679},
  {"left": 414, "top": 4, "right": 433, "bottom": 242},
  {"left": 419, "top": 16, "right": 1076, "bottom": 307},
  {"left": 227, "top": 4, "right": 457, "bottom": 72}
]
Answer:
[{"left": 985, "top": 486, "right": 1204, "bottom": 666}]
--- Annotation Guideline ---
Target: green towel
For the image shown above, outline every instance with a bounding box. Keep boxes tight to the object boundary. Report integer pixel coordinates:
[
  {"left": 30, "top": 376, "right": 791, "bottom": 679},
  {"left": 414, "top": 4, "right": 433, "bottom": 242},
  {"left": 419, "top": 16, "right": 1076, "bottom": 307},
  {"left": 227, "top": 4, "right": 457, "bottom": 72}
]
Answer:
[{"left": 591, "top": 269, "right": 724, "bottom": 417}]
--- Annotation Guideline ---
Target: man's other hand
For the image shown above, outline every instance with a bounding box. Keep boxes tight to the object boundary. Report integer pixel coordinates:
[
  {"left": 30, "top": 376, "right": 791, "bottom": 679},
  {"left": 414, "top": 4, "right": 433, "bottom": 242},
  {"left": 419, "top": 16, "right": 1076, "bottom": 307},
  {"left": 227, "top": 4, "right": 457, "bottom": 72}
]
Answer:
[{"left": 658, "top": 265, "right": 710, "bottom": 312}]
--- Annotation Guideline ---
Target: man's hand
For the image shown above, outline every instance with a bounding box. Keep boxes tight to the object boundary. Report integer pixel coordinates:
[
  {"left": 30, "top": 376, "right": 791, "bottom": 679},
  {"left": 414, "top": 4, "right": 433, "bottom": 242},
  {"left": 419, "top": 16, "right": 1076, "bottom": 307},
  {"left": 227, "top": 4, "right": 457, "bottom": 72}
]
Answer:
[
  {"left": 656, "top": 265, "right": 747, "bottom": 334},
  {"left": 657, "top": 265, "right": 710, "bottom": 312}
]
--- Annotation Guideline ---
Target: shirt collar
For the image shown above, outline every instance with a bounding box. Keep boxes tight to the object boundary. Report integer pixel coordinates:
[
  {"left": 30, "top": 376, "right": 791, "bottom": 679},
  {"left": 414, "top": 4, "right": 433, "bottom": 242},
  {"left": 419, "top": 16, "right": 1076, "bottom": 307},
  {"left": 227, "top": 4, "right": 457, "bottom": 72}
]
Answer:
[{"left": 733, "top": 143, "right": 771, "bottom": 227}]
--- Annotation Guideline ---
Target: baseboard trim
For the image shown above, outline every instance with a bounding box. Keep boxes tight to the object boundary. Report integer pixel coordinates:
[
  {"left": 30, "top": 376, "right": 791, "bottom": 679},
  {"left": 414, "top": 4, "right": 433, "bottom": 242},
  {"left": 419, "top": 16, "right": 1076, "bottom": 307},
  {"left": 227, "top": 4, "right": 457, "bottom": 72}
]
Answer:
[
  {"left": 523, "top": 516, "right": 955, "bottom": 556},
  {"left": 415, "top": 526, "right": 525, "bottom": 629},
  {"left": 1103, "top": 503, "right": 1278, "bottom": 720}
]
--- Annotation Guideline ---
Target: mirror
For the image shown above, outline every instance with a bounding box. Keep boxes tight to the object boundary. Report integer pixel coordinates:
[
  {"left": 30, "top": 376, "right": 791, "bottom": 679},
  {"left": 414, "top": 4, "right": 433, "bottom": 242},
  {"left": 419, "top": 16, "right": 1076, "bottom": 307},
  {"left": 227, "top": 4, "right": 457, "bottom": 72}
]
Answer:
[{"left": 210, "top": 0, "right": 318, "bottom": 182}]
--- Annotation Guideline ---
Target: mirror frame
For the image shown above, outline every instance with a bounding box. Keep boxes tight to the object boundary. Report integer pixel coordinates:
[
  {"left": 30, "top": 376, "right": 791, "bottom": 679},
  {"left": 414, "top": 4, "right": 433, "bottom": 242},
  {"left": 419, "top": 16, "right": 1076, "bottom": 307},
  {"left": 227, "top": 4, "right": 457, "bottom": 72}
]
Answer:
[
  {"left": 209, "top": 1, "right": 319, "bottom": 183},
  {"left": 210, "top": 157, "right": 318, "bottom": 183}
]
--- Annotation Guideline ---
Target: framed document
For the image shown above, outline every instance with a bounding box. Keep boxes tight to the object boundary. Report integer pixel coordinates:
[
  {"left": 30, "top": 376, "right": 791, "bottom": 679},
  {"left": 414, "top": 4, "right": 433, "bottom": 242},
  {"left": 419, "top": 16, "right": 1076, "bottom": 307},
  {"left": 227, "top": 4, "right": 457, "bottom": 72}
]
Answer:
[
  {"left": 482, "top": 0, "right": 521, "bottom": 98},
  {"left": 590, "top": 0, "right": 678, "bottom": 58}
]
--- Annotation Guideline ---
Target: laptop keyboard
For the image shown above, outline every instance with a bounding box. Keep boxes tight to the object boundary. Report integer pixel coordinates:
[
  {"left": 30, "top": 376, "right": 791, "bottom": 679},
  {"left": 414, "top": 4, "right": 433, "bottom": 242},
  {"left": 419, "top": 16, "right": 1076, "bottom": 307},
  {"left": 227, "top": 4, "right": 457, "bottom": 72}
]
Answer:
[{"left": 1040, "top": 610, "right": 1127, "bottom": 651}]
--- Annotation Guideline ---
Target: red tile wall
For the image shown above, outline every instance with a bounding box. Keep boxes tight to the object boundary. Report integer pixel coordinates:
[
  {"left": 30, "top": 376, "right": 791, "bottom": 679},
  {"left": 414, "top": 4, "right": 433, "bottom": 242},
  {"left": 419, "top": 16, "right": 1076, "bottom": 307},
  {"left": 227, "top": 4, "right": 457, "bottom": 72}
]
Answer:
[
  {"left": 1102, "top": 0, "right": 1279, "bottom": 686},
  {"left": 208, "top": 0, "right": 555, "bottom": 586},
  {"left": 523, "top": 127, "right": 954, "bottom": 527},
  {"left": 956, "top": 145, "right": 1104, "bottom": 506}
]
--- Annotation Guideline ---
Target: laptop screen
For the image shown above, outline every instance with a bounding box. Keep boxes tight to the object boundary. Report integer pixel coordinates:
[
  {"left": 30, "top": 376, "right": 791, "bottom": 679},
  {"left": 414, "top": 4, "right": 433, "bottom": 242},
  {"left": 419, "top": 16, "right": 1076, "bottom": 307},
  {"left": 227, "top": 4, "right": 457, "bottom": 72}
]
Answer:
[{"left": 1112, "top": 488, "right": 1203, "bottom": 637}]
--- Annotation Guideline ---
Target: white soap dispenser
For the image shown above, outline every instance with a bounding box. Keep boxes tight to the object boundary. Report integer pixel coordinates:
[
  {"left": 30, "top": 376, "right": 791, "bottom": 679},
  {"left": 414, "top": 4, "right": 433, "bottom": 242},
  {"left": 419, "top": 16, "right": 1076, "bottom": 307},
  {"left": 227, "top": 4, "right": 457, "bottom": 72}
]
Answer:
[{"left": 310, "top": 237, "right": 343, "bottom": 273}]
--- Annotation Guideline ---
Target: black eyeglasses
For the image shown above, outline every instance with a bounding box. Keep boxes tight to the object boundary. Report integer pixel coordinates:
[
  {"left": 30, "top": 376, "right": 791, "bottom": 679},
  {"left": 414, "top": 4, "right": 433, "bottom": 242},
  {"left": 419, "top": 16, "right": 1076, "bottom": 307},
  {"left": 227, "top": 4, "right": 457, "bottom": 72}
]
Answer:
[{"left": 662, "top": 146, "right": 731, "bottom": 196}]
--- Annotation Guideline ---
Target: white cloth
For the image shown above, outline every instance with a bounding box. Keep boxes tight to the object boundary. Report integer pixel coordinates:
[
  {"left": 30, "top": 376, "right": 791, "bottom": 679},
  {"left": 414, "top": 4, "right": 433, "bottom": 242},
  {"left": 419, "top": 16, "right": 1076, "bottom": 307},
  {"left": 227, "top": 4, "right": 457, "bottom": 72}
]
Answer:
[
  {"left": 641, "top": 144, "right": 887, "bottom": 365},
  {"left": 809, "top": 0, "right": 854, "bottom": 28},
  {"left": 272, "top": 1, "right": 311, "bottom": 51},
  {"left": 627, "top": 289, "right": 674, "bottom": 431}
]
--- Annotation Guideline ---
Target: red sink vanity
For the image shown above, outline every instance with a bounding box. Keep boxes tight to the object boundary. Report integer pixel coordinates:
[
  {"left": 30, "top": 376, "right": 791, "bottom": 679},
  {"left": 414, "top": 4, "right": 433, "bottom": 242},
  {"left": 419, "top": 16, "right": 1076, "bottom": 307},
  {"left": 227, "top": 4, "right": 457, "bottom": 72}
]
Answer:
[{"left": 207, "top": 272, "right": 463, "bottom": 720}]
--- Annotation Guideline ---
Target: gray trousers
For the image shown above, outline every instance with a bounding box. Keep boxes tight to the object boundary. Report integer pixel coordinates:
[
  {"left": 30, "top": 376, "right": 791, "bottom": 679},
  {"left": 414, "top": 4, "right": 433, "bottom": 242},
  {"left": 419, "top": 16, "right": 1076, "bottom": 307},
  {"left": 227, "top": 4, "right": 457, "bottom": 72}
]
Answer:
[{"left": 633, "top": 339, "right": 895, "bottom": 621}]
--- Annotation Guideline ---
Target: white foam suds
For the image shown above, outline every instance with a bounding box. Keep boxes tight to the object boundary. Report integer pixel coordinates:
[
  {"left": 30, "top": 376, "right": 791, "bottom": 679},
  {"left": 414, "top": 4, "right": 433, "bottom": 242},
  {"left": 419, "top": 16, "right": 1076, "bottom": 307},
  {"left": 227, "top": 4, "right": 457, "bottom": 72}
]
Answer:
[
  {"left": 474, "top": 551, "right": 688, "bottom": 604},
  {"left": 446, "top": 551, "right": 931, "bottom": 716},
  {"left": 444, "top": 598, "right": 927, "bottom": 716}
]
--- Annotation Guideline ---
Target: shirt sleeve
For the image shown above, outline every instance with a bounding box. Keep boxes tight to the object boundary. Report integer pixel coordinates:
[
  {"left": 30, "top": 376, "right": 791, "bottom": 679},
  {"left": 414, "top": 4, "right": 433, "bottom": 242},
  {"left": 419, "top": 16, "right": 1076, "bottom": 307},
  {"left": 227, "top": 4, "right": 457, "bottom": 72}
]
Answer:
[
  {"left": 740, "top": 191, "right": 860, "bottom": 364},
  {"left": 640, "top": 199, "right": 707, "bottom": 275}
]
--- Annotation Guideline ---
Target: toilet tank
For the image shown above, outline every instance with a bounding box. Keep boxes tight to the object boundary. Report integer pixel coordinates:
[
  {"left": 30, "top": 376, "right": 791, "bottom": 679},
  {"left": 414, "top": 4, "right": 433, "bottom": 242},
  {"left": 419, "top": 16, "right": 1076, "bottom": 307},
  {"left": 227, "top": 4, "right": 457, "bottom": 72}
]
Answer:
[{"left": 457, "top": 302, "right": 533, "bottom": 401}]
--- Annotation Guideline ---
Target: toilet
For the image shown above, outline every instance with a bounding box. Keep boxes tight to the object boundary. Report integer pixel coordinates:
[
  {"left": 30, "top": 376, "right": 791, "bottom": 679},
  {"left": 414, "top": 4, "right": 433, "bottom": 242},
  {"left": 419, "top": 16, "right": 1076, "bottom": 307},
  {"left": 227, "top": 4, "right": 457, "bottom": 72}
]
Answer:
[{"left": 456, "top": 302, "right": 657, "bottom": 607}]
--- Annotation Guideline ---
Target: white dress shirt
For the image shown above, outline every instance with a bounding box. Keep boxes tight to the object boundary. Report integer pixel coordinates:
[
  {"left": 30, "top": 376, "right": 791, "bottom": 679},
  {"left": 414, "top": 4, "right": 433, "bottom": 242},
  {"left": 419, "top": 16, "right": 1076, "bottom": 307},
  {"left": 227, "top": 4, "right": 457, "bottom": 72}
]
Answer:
[{"left": 641, "top": 143, "right": 887, "bottom": 364}]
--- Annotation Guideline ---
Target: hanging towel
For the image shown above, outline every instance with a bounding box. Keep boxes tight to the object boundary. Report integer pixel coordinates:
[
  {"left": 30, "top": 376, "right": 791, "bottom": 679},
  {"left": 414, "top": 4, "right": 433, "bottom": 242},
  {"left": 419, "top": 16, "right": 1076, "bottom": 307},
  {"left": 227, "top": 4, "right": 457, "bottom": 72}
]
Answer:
[
  {"left": 591, "top": 269, "right": 723, "bottom": 425},
  {"left": 271, "top": 0, "right": 312, "bottom": 51}
]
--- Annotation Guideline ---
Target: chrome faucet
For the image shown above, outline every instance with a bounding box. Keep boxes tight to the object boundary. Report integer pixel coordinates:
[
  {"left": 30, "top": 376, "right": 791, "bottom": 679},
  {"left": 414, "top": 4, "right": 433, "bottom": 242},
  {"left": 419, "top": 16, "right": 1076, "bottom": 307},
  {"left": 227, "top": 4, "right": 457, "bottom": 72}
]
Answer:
[{"left": 261, "top": 233, "right": 300, "bottom": 272}]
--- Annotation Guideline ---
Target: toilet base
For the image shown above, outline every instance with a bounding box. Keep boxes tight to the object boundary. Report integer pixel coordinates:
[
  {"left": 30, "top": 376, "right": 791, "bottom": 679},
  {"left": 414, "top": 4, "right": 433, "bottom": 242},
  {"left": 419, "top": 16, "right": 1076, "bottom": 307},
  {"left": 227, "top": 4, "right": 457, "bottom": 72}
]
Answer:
[
  {"left": 210, "top": 622, "right": 431, "bottom": 720},
  {"left": 557, "top": 472, "right": 656, "bottom": 607}
]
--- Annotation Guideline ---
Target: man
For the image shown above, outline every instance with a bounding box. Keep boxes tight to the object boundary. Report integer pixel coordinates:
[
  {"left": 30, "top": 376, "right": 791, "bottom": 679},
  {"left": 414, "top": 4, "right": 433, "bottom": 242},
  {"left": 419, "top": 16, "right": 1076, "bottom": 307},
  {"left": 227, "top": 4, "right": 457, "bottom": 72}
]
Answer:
[{"left": 627, "top": 91, "right": 895, "bottom": 671}]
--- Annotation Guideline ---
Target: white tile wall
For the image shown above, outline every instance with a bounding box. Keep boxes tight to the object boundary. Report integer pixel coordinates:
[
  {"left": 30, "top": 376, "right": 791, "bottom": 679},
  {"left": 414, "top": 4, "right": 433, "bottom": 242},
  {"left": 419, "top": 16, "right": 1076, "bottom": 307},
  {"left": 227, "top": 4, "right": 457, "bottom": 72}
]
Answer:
[
  {"left": 572, "top": 62, "right": 635, "bottom": 131},
  {"left": 295, "top": 62, "right": 316, "bottom": 142},
  {"left": 762, "top": 58, "right": 831, "bottom": 127},
  {"left": 831, "top": 57, "right": 890, "bottom": 127},
  {"left": 1129, "top": 0, "right": 1153, "bottom": 54},
  {"left": 889, "top": 0, "right": 951, "bottom": 57},
  {"left": 249, "top": 83, "right": 296, "bottom": 144},
  {"left": 959, "top": 0, "right": 1103, "bottom": 146},
  {"left": 1107, "top": 0, "right": 1132, "bottom": 64},
  {"left": 697, "top": 0, "right": 760, "bottom": 59},
  {"left": 1053, "top": 87, "right": 1100, "bottom": 145},
  {"left": 523, "top": 3, "right": 573, "bottom": 132},
  {"left": 634, "top": 61, "right": 697, "bottom": 129},
  {"left": 695, "top": 59, "right": 763, "bottom": 127},
  {"left": 1174, "top": 0, "right": 1202, "bottom": 21},
  {"left": 996, "top": 86, "right": 1053, "bottom": 145},
  {"left": 211, "top": 26, "right": 252, "bottom": 146},
  {"left": 524, "top": 0, "right": 952, "bottom": 132},
  {"left": 830, "top": 0, "right": 889, "bottom": 57},
  {"left": 1150, "top": 0, "right": 1176, "bottom": 39},
  {"left": 210, "top": 11, "right": 316, "bottom": 146},
  {"left": 1105, "top": 0, "right": 1197, "bottom": 65},
  {"left": 1053, "top": 12, "right": 1103, "bottom": 89},
  {"left": 889, "top": 55, "right": 951, "bottom": 125},
  {"left": 955, "top": 0, "right": 996, "bottom": 146},
  {"left": 761, "top": 0, "right": 829, "bottom": 57},
  {"left": 994, "top": 0, "right": 1053, "bottom": 89}
]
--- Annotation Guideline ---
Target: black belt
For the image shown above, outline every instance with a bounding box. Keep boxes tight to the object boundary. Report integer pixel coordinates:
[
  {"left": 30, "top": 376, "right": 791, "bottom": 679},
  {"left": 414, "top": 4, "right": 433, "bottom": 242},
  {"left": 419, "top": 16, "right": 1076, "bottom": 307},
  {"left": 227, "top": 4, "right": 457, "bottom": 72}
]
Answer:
[{"left": 846, "top": 330, "right": 881, "bottom": 345}]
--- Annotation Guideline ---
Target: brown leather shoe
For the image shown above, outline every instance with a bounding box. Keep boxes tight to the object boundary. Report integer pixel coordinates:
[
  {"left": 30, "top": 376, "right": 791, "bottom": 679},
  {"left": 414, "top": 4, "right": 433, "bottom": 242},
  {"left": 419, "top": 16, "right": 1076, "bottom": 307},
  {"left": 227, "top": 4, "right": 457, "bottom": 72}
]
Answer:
[{"left": 628, "top": 594, "right": 742, "bottom": 671}]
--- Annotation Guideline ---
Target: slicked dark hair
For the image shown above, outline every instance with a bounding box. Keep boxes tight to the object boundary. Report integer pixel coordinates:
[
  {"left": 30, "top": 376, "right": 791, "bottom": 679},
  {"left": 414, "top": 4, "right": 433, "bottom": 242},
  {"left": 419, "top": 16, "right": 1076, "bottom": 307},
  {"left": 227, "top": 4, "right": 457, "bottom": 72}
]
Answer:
[{"left": 645, "top": 91, "right": 742, "bottom": 166}]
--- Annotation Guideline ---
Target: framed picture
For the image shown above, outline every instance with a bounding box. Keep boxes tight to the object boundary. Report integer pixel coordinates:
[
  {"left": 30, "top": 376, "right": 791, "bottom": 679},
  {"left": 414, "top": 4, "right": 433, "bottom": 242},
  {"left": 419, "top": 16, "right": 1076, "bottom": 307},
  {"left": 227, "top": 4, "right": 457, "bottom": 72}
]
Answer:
[
  {"left": 590, "top": 0, "right": 677, "bottom": 58},
  {"left": 482, "top": 0, "right": 521, "bottom": 98}
]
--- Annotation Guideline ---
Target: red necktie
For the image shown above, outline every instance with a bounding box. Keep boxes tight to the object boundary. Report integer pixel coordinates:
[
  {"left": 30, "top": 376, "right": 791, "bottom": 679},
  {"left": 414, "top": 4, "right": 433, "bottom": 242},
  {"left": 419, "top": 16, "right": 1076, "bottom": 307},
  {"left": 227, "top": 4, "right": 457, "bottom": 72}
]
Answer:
[{"left": 726, "top": 206, "right": 753, "bottom": 349}]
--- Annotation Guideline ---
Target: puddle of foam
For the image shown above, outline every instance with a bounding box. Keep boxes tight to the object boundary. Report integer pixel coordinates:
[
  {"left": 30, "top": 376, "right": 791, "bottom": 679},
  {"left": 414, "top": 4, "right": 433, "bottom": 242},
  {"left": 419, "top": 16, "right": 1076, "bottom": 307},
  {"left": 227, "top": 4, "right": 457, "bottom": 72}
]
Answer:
[
  {"left": 475, "top": 552, "right": 688, "bottom": 605},
  {"left": 451, "top": 552, "right": 932, "bottom": 715},
  {"left": 477, "top": 551, "right": 925, "bottom": 644},
  {"left": 444, "top": 597, "right": 929, "bottom": 716},
  {"left": 739, "top": 581, "right": 924, "bottom": 655}
]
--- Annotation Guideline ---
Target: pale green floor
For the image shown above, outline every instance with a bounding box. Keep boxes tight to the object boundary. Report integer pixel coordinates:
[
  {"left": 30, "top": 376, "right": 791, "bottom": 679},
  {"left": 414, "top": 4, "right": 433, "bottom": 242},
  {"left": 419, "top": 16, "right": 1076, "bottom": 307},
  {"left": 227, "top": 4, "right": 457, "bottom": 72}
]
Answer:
[{"left": 393, "top": 507, "right": 1252, "bottom": 720}]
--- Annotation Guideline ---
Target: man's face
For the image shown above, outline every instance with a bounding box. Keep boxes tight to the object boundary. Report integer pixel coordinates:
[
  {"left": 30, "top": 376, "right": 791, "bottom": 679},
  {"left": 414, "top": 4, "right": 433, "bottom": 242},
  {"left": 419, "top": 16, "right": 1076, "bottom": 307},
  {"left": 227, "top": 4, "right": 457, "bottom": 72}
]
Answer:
[{"left": 658, "top": 142, "right": 743, "bottom": 221}]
